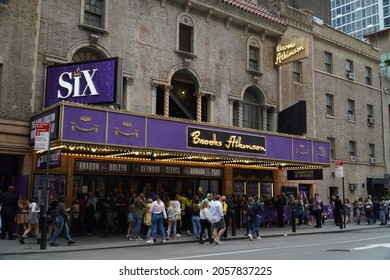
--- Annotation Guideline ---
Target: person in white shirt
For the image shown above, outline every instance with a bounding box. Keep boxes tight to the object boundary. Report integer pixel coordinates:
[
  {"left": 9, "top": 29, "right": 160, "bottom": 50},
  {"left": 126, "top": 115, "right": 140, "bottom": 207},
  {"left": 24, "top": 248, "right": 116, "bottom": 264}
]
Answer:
[
  {"left": 19, "top": 198, "right": 40, "bottom": 244},
  {"left": 209, "top": 195, "right": 225, "bottom": 245},
  {"left": 199, "top": 200, "right": 213, "bottom": 244}
]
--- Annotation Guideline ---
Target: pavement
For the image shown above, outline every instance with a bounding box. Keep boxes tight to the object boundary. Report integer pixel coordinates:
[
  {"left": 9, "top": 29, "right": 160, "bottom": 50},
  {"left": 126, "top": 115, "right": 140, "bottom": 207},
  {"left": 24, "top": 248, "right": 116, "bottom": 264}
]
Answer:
[{"left": 1, "top": 220, "right": 388, "bottom": 257}]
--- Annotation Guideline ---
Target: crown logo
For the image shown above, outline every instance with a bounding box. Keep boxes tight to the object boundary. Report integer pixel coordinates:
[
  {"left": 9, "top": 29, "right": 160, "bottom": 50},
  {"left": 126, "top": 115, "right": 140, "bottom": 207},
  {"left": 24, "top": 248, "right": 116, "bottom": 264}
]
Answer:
[{"left": 73, "top": 68, "right": 82, "bottom": 77}]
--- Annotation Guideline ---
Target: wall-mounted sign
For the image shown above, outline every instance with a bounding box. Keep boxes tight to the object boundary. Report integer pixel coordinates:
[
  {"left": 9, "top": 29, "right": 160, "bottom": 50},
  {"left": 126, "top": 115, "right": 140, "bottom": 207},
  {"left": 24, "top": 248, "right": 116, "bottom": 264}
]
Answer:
[
  {"left": 287, "top": 169, "right": 323, "bottom": 180},
  {"left": 275, "top": 37, "right": 309, "bottom": 66},
  {"left": 134, "top": 164, "right": 182, "bottom": 175},
  {"left": 183, "top": 167, "right": 224, "bottom": 177},
  {"left": 45, "top": 57, "right": 122, "bottom": 107},
  {"left": 36, "top": 149, "right": 62, "bottom": 169},
  {"left": 74, "top": 160, "right": 132, "bottom": 173},
  {"left": 187, "top": 127, "right": 266, "bottom": 155}
]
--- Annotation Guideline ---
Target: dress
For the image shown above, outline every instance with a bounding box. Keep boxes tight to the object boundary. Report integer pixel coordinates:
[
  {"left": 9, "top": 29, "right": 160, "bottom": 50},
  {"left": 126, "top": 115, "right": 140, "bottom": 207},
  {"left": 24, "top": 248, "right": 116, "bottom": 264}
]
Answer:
[{"left": 16, "top": 200, "right": 29, "bottom": 224}]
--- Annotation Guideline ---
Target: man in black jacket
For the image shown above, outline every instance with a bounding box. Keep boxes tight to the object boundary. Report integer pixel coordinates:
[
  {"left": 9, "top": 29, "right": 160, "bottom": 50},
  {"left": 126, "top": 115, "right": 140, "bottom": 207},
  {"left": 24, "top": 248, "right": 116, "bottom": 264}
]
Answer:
[{"left": 0, "top": 186, "right": 18, "bottom": 240}]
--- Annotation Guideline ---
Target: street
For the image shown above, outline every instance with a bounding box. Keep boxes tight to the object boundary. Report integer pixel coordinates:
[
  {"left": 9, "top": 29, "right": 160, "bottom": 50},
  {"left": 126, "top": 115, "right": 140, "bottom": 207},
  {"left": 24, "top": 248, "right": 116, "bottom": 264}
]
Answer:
[{"left": 4, "top": 227, "right": 390, "bottom": 260}]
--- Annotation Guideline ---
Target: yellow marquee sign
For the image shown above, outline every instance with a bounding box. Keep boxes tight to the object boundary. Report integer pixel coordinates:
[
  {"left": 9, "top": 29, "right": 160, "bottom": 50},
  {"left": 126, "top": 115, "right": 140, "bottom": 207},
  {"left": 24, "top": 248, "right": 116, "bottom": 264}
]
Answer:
[{"left": 275, "top": 37, "right": 309, "bottom": 66}]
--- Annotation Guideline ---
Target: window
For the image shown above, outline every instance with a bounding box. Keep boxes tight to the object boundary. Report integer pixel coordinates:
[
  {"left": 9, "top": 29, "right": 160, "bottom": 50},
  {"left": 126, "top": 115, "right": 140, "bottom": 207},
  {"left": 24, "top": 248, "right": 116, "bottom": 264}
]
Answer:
[
  {"left": 177, "top": 14, "right": 194, "bottom": 54},
  {"left": 346, "top": 59, "right": 354, "bottom": 73},
  {"left": 83, "top": 0, "right": 104, "bottom": 28},
  {"left": 327, "top": 137, "right": 336, "bottom": 160},
  {"left": 0, "top": 0, "right": 8, "bottom": 4},
  {"left": 326, "top": 94, "right": 334, "bottom": 116},
  {"left": 325, "top": 52, "right": 333, "bottom": 74},
  {"left": 367, "top": 104, "right": 374, "bottom": 118},
  {"left": 347, "top": 99, "right": 355, "bottom": 121},
  {"left": 368, "top": 143, "right": 375, "bottom": 158},
  {"left": 247, "top": 37, "right": 261, "bottom": 72},
  {"left": 242, "top": 90, "right": 260, "bottom": 129},
  {"left": 365, "top": 66, "right": 372, "bottom": 85},
  {"left": 293, "top": 61, "right": 302, "bottom": 84},
  {"left": 349, "top": 141, "right": 356, "bottom": 157}
]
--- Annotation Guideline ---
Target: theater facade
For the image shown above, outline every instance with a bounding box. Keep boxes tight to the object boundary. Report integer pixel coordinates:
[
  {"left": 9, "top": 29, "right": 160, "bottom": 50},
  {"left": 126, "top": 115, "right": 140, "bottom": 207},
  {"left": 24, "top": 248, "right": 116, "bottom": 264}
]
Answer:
[{"left": 30, "top": 101, "right": 330, "bottom": 205}]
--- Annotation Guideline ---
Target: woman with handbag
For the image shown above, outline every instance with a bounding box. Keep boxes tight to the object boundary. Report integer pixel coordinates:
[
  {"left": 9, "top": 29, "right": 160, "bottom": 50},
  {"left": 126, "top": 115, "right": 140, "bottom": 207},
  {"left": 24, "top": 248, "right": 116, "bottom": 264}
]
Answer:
[{"left": 19, "top": 197, "right": 40, "bottom": 245}]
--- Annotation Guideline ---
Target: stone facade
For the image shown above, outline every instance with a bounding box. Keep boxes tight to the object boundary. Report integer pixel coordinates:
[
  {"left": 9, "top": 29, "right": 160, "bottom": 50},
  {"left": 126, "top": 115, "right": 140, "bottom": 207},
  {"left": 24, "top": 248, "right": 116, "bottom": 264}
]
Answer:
[{"left": 274, "top": 2, "right": 385, "bottom": 201}]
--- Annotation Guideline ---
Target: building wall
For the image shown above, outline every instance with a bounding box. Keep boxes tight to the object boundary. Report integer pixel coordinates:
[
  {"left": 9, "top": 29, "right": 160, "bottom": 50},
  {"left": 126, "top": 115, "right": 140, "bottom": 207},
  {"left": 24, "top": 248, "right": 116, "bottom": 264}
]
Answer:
[{"left": 276, "top": 5, "right": 385, "bottom": 201}]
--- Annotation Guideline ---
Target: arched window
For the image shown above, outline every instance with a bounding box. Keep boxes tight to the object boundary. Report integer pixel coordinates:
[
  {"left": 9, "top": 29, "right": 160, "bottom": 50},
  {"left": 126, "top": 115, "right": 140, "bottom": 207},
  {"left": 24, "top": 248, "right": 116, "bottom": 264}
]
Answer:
[
  {"left": 247, "top": 37, "right": 261, "bottom": 73},
  {"left": 242, "top": 88, "right": 261, "bottom": 129},
  {"left": 72, "top": 48, "right": 105, "bottom": 62},
  {"left": 177, "top": 14, "right": 195, "bottom": 54}
]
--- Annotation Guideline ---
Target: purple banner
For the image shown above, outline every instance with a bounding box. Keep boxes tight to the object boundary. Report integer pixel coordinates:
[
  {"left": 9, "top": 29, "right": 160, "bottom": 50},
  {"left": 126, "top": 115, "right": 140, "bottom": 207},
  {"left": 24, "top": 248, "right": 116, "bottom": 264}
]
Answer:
[
  {"left": 62, "top": 106, "right": 106, "bottom": 143},
  {"left": 45, "top": 58, "right": 120, "bottom": 107},
  {"left": 38, "top": 103, "right": 331, "bottom": 165},
  {"left": 36, "top": 149, "right": 62, "bottom": 169},
  {"left": 107, "top": 112, "right": 146, "bottom": 147}
]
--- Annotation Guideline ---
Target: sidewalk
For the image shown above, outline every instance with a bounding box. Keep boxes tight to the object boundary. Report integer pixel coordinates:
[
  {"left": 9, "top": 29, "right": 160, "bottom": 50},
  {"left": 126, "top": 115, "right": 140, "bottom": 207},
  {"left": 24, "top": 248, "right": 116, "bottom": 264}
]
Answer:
[{"left": 0, "top": 221, "right": 387, "bottom": 257}]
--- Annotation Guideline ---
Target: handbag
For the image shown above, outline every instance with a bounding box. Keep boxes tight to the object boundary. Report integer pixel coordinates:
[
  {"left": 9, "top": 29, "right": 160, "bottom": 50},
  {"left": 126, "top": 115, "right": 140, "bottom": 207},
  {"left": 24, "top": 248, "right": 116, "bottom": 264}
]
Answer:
[{"left": 175, "top": 211, "right": 181, "bottom": 221}]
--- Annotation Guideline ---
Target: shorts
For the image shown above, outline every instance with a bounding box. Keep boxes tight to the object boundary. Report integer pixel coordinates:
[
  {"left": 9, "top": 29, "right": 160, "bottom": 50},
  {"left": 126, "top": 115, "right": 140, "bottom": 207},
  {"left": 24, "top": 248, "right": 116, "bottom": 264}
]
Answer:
[
  {"left": 212, "top": 218, "right": 226, "bottom": 229},
  {"left": 128, "top": 212, "right": 134, "bottom": 222}
]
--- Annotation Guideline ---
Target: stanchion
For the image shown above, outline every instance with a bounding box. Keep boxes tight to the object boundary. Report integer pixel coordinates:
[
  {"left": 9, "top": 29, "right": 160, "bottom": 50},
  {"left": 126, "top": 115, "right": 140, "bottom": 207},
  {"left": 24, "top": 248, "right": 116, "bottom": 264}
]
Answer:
[
  {"left": 231, "top": 211, "right": 236, "bottom": 236},
  {"left": 339, "top": 209, "right": 343, "bottom": 229},
  {"left": 292, "top": 208, "right": 296, "bottom": 232}
]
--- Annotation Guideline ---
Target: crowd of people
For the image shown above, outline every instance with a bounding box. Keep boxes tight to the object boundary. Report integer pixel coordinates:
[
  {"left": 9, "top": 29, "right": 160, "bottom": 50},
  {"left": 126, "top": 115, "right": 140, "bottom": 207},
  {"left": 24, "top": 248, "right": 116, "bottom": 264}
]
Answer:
[{"left": 1, "top": 185, "right": 389, "bottom": 247}]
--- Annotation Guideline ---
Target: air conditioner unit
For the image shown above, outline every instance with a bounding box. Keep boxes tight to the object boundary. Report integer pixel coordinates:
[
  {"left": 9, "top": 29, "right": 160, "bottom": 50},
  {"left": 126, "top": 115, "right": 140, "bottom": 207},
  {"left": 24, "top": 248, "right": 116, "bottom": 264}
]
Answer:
[
  {"left": 368, "top": 117, "right": 375, "bottom": 124},
  {"left": 350, "top": 155, "right": 356, "bottom": 162},
  {"left": 348, "top": 114, "right": 354, "bottom": 121},
  {"left": 369, "top": 157, "right": 376, "bottom": 164},
  {"left": 347, "top": 72, "right": 355, "bottom": 80}
]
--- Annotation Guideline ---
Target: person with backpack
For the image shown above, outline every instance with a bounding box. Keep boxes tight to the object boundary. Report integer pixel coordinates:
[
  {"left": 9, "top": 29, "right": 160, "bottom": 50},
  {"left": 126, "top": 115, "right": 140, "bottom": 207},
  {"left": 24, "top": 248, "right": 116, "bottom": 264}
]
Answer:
[{"left": 247, "top": 196, "right": 263, "bottom": 241}]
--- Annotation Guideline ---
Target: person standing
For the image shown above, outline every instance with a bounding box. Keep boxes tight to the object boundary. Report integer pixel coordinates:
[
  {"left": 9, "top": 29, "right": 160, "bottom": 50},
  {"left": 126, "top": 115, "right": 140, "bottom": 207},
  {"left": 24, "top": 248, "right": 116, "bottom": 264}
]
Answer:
[
  {"left": 313, "top": 193, "right": 323, "bottom": 228},
  {"left": 276, "top": 194, "right": 285, "bottom": 227},
  {"left": 190, "top": 195, "right": 201, "bottom": 240},
  {"left": 199, "top": 200, "right": 213, "bottom": 244},
  {"left": 19, "top": 198, "right": 40, "bottom": 244},
  {"left": 49, "top": 195, "right": 76, "bottom": 246},
  {"left": 334, "top": 195, "right": 343, "bottom": 226},
  {"left": 210, "top": 194, "right": 225, "bottom": 245},
  {"left": 146, "top": 195, "right": 166, "bottom": 244},
  {"left": 131, "top": 193, "right": 145, "bottom": 240},
  {"left": 0, "top": 186, "right": 18, "bottom": 240}
]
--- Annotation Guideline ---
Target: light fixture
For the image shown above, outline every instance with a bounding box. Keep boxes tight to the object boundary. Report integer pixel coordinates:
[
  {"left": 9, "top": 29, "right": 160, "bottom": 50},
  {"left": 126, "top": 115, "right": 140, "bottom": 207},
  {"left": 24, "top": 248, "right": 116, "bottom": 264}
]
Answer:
[{"left": 181, "top": 91, "right": 185, "bottom": 95}]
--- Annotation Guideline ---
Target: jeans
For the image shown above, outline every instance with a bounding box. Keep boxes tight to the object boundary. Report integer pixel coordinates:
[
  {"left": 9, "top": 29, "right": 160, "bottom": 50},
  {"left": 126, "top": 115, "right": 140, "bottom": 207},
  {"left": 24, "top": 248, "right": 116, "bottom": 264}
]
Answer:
[
  {"left": 130, "top": 217, "right": 143, "bottom": 237},
  {"left": 167, "top": 220, "right": 177, "bottom": 237},
  {"left": 50, "top": 215, "right": 71, "bottom": 243},
  {"left": 249, "top": 215, "right": 260, "bottom": 236},
  {"left": 151, "top": 213, "right": 165, "bottom": 241},
  {"left": 191, "top": 215, "right": 201, "bottom": 239}
]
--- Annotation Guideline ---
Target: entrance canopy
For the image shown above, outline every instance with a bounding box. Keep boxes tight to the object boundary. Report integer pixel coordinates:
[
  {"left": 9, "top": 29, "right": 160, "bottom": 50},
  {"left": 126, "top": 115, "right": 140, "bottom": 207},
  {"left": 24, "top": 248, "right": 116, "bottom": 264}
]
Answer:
[{"left": 29, "top": 102, "right": 330, "bottom": 170}]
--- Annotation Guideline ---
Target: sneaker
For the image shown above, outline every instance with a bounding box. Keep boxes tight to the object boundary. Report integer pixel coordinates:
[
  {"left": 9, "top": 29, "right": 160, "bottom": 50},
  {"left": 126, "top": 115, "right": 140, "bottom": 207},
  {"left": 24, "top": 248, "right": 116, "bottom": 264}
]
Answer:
[
  {"left": 256, "top": 236, "right": 262, "bottom": 240},
  {"left": 162, "top": 239, "right": 166, "bottom": 243},
  {"left": 136, "top": 237, "right": 143, "bottom": 241},
  {"left": 146, "top": 239, "right": 154, "bottom": 244},
  {"left": 128, "top": 237, "right": 133, "bottom": 240},
  {"left": 248, "top": 233, "right": 253, "bottom": 241},
  {"left": 68, "top": 240, "right": 76, "bottom": 246},
  {"left": 50, "top": 242, "right": 59, "bottom": 246},
  {"left": 175, "top": 233, "right": 181, "bottom": 237},
  {"left": 214, "top": 238, "right": 222, "bottom": 245}
]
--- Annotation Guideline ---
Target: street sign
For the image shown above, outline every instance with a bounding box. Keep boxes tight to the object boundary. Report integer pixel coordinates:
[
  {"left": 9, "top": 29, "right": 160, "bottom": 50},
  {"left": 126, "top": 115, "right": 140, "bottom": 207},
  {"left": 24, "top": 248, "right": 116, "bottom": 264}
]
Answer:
[
  {"left": 334, "top": 160, "right": 344, "bottom": 178},
  {"left": 34, "top": 123, "right": 50, "bottom": 151}
]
